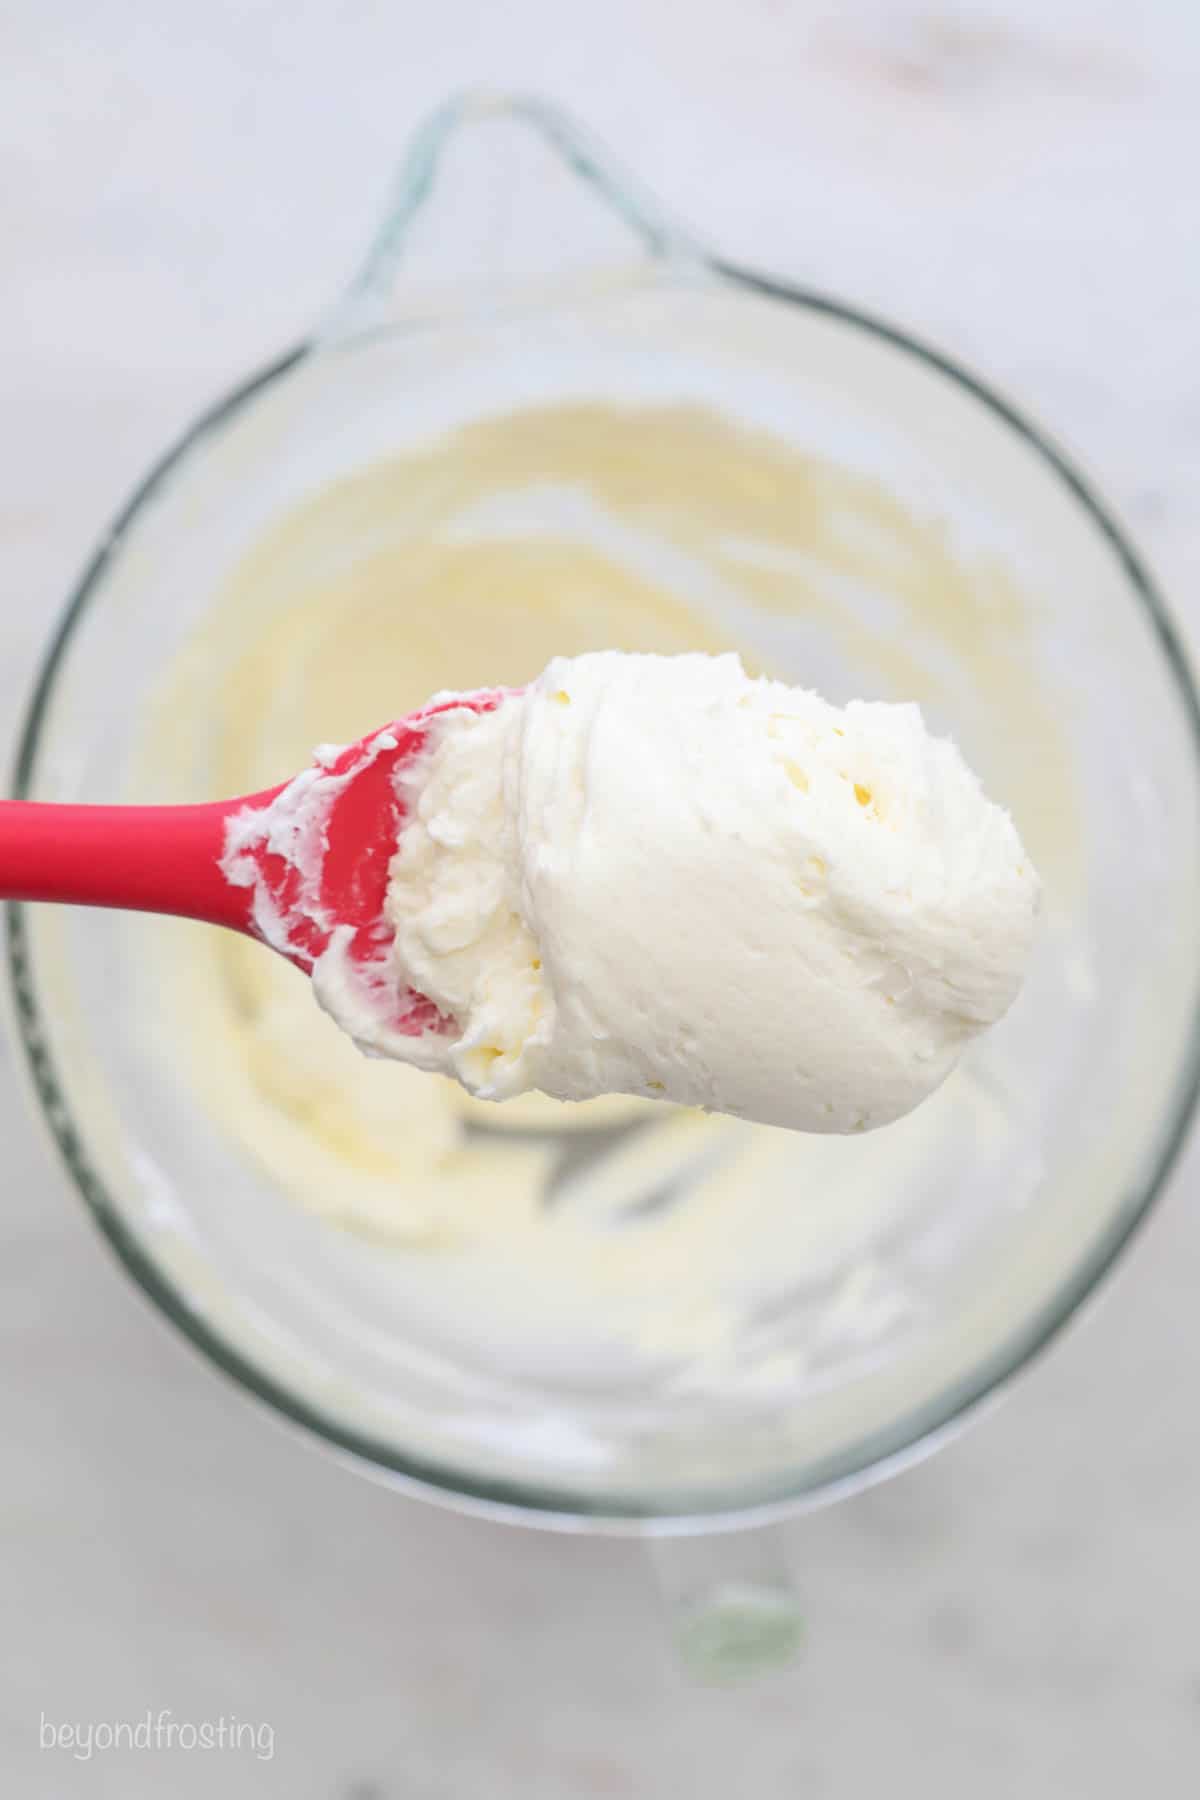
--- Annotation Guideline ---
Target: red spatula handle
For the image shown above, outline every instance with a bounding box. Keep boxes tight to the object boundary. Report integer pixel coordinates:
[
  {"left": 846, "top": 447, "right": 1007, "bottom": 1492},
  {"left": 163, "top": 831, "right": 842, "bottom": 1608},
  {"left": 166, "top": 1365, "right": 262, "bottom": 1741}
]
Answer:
[
  {"left": 0, "top": 796, "right": 277, "bottom": 934},
  {"left": 0, "top": 692, "right": 513, "bottom": 975}
]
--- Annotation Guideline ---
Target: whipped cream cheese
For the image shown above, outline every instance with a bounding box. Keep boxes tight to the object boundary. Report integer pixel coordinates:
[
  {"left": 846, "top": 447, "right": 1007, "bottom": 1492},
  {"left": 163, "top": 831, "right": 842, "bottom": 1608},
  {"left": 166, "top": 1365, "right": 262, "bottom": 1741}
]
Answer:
[{"left": 313, "top": 650, "right": 1038, "bottom": 1133}]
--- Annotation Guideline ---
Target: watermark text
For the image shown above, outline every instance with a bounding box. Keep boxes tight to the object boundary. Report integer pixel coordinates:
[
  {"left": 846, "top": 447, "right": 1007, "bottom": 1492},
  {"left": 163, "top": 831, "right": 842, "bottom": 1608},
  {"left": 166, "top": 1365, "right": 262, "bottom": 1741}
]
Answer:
[{"left": 39, "top": 1710, "right": 275, "bottom": 1762}]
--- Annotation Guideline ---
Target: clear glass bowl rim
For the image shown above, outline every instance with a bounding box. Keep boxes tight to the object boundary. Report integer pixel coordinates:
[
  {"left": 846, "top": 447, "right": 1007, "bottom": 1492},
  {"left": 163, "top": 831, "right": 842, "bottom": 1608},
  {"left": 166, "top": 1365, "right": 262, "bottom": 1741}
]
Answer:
[{"left": 8, "top": 265, "right": 1200, "bottom": 1533}]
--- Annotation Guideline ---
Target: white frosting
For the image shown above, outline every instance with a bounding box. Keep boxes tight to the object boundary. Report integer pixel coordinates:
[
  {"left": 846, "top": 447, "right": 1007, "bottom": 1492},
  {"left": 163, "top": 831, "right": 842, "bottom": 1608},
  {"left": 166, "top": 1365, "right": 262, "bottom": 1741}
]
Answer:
[{"left": 345, "top": 650, "right": 1038, "bottom": 1133}]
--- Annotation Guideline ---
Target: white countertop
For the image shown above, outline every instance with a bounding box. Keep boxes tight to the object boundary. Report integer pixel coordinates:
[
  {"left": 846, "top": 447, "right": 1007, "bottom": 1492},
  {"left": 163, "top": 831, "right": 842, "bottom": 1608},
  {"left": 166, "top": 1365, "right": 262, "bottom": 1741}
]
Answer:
[{"left": 3, "top": 3, "right": 1200, "bottom": 1794}]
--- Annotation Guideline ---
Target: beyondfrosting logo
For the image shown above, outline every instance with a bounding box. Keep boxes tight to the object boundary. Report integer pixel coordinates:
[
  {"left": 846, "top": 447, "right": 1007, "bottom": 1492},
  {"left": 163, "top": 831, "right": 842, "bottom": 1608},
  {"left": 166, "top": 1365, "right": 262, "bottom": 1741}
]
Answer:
[{"left": 39, "top": 1710, "right": 275, "bottom": 1762}]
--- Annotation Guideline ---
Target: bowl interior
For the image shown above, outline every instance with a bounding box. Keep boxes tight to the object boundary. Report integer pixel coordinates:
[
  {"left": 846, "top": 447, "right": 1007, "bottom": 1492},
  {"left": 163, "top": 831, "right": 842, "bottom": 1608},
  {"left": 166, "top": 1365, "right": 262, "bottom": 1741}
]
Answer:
[{"left": 12, "top": 274, "right": 1200, "bottom": 1522}]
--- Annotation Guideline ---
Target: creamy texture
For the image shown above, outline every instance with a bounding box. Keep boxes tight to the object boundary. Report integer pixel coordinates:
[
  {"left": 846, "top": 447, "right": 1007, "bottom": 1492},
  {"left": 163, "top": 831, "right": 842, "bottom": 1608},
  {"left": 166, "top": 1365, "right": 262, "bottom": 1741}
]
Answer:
[
  {"left": 331, "top": 649, "right": 1040, "bottom": 1133},
  {"left": 140, "top": 400, "right": 1078, "bottom": 1419}
]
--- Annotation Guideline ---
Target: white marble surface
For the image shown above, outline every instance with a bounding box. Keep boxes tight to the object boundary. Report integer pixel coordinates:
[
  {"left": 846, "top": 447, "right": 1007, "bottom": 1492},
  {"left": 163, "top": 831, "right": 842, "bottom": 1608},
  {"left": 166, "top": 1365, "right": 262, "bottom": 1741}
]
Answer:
[{"left": 3, "top": 2, "right": 1200, "bottom": 1794}]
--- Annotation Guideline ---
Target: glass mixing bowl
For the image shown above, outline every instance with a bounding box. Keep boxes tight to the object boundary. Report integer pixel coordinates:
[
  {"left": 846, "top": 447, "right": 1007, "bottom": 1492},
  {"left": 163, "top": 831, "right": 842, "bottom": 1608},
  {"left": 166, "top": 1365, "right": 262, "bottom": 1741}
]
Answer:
[{"left": 7, "top": 98, "right": 1200, "bottom": 1583}]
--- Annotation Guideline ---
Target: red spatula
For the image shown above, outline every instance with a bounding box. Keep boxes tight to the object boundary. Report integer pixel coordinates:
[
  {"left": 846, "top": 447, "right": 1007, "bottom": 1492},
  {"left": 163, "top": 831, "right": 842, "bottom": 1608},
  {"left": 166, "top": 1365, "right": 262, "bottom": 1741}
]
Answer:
[{"left": 0, "top": 687, "right": 512, "bottom": 1040}]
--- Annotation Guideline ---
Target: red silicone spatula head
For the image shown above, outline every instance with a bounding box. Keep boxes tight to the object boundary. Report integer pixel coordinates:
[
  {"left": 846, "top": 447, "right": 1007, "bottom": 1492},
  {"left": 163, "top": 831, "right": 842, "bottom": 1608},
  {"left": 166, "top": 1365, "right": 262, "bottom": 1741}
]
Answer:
[{"left": 223, "top": 687, "right": 514, "bottom": 1038}]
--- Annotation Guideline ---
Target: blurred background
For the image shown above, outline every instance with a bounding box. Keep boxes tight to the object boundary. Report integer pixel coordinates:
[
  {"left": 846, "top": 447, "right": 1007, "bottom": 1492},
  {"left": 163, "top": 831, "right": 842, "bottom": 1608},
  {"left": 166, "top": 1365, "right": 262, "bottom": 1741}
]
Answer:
[{"left": 2, "top": 1, "right": 1199, "bottom": 1794}]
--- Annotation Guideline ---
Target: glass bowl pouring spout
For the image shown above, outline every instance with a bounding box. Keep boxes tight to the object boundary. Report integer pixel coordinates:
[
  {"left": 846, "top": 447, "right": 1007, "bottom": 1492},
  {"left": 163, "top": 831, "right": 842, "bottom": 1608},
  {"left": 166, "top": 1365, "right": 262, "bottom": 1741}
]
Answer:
[{"left": 321, "top": 90, "right": 707, "bottom": 347}]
